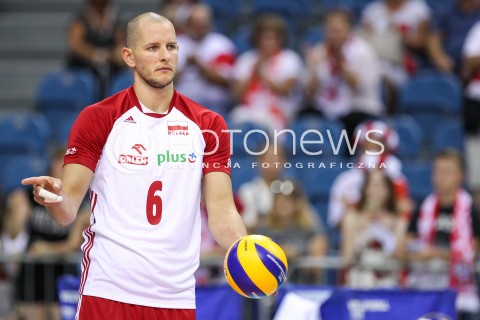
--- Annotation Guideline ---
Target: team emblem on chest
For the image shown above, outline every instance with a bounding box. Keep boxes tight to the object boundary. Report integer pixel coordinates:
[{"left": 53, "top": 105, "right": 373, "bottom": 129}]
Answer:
[{"left": 107, "top": 118, "right": 153, "bottom": 174}]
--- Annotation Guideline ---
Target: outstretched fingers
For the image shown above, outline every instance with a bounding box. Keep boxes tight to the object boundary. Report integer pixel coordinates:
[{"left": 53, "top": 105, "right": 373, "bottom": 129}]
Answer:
[{"left": 22, "top": 176, "right": 63, "bottom": 205}]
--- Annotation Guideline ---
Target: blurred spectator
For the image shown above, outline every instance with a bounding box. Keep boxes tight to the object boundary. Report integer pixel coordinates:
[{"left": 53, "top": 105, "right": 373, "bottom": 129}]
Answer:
[
  {"left": 328, "top": 120, "right": 411, "bottom": 232},
  {"left": 4, "top": 147, "right": 80, "bottom": 320},
  {"left": 231, "top": 14, "right": 304, "bottom": 132},
  {"left": 175, "top": 4, "right": 236, "bottom": 115},
  {"left": 66, "top": 0, "right": 126, "bottom": 99},
  {"left": 462, "top": 19, "right": 480, "bottom": 134},
  {"left": 256, "top": 179, "right": 327, "bottom": 282},
  {"left": 159, "top": 0, "right": 199, "bottom": 34},
  {"left": 405, "top": 149, "right": 480, "bottom": 319},
  {"left": 360, "top": 0, "right": 431, "bottom": 113},
  {"left": 427, "top": 0, "right": 480, "bottom": 75},
  {"left": 25, "top": 209, "right": 90, "bottom": 259},
  {"left": 305, "top": 8, "right": 383, "bottom": 137},
  {"left": 0, "top": 190, "right": 28, "bottom": 318},
  {"left": 237, "top": 144, "right": 288, "bottom": 231},
  {"left": 341, "top": 170, "right": 406, "bottom": 288},
  {"left": 360, "top": 0, "right": 431, "bottom": 88}
]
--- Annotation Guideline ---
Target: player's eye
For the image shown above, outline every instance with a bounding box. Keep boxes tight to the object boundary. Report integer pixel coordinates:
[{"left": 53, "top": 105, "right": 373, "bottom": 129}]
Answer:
[
  {"left": 167, "top": 44, "right": 177, "bottom": 51},
  {"left": 148, "top": 45, "right": 158, "bottom": 51}
]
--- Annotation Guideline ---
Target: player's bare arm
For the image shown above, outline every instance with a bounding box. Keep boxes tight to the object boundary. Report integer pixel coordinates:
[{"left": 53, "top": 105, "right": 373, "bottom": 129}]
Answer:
[
  {"left": 22, "top": 163, "right": 93, "bottom": 227},
  {"left": 203, "top": 171, "right": 247, "bottom": 250}
]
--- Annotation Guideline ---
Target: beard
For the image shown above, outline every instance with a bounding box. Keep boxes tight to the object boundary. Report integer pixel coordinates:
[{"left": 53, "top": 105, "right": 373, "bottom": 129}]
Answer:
[
  {"left": 137, "top": 66, "right": 175, "bottom": 89},
  {"left": 145, "top": 77, "right": 174, "bottom": 89}
]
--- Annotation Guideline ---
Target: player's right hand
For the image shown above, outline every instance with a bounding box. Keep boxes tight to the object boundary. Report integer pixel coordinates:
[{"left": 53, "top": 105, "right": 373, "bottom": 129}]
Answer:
[{"left": 22, "top": 176, "right": 63, "bottom": 206}]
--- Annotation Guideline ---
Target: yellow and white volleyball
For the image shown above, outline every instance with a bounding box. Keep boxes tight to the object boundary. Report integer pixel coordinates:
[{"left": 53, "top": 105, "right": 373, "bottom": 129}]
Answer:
[{"left": 224, "top": 235, "right": 288, "bottom": 298}]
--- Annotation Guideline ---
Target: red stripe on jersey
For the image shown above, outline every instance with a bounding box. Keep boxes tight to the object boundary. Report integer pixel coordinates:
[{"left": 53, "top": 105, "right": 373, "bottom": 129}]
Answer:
[
  {"left": 79, "top": 203, "right": 96, "bottom": 295},
  {"left": 91, "top": 192, "right": 98, "bottom": 214},
  {"left": 79, "top": 230, "right": 92, "bottom": 292},
  {"left": 79, "top": 223, "right": 95, "bottom": 294},
  {"left": 167, "top": 125, "right": 188, "bottom": 131}
]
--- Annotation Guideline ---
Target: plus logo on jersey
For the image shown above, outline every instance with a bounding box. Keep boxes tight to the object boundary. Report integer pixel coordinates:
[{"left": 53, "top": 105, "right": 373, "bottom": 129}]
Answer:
[
  {"left": 157, "top": 151, "right": 197, "bottom": 165},
  {"left": 119, "top": 144, "right": 149, "bottom": 165},
  {"left": 168, "top": 120, "right": 189, "bottom": 136},
  {"left": 188, "top": 153, "right": 197, "bottom": 163}
]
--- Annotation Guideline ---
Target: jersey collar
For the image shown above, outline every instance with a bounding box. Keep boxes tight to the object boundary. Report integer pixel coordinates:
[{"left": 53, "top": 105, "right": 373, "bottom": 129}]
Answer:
[{"left": 127, "top": 85, "right": 177, "bottom": 118}]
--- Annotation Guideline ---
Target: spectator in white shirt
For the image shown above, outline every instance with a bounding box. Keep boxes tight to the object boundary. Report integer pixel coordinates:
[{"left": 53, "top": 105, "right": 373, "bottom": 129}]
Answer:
[
  {"left": 231, "top": 14, "right": 304, "bottom": 132},
  {"left": 175, "top": 4, "right": 236, "bottom": 115},
  {"left": 305, "top": 8, "right": 384, "bottom": 138},
  {"left": 360, "top": 0, "right": 431, "bottom": 86},
  {"left": 328, "top": 120, "right": 411, "bottom": 237},
  {"left": 462, "top": 20, "right": 480, "bottom": 134}
]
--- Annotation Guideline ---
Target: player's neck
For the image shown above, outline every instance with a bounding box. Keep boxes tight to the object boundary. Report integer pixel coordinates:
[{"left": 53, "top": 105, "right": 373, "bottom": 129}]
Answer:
[{"left": 134, "top": 82, "right": 174, "bottom": 114}]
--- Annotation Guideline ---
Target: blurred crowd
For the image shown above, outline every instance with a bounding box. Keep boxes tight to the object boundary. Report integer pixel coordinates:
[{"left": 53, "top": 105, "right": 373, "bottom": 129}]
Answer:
[{"left": 1, "top": 0, "right": 480, "bottom": 319}]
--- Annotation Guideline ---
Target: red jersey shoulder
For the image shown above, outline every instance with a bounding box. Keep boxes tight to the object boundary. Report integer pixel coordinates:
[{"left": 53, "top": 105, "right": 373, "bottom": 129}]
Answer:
[
  {"left": 65, "top": 87, "right": 138, "bottom": 172},
  {"left": 174, "top": 92, "right": 228, "bottom": 130},
  {"left": 88, "top": 87, "right": 137, "bottom": 118},
  {"left": 74, "top": 86, "right": 140, "bottom": 131}
]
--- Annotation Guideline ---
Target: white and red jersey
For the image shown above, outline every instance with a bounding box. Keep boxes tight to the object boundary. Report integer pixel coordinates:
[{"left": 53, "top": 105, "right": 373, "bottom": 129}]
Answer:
[
  {"left": 65, "top": 87, "right": 230, "bottom": 309},
  {"left": 176, "top": 32, "right": 236, "bottom": 113},
  {"left": 313, "top": 36, "right": 383, "bottom": 119},
  {"left": 463, "top": 21, "right": 480, "bottom": 101},
  {"left": 232, "top": 49, "right": 304, "bottom": 127},
  {"left": 361, "top": 0, "right": 431, "bottom": 36}
]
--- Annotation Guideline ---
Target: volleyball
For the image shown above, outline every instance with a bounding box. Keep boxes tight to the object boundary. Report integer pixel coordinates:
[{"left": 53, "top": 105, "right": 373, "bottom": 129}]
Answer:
[{"left": 224, "top": 235, "right": 288, "bottom": 298}]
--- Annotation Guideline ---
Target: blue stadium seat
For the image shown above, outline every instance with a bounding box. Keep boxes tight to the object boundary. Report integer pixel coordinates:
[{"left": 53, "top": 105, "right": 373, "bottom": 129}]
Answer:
[
  {"left": 297, "top": 165, "right": 347, "bottom": 232},
  {"left": 252, "top": 0, "right": 311, "bottom": 17},
  {"left": 390, "top": 115, "right": 423, "bottom": 162},
  {"left": 399, "top": 71, "right": 463, "bottom": 113},
  {"left": 431, "top": 119, "right": 465, "bottom": 154},
  {"left": 425, "top": 0, "right": 455, "bottom": 13},
  {"left": 2, "top": 155, "right": 49, "bottom": 194},
  {"left": 108, "top": 69, "right": 134, "bottom": 95},
  {"left": 36, "top": 69, "right": 96, "bottom": 134},
  {"left": 231, "top": 25, "right": 252, "bottom": 55},
  {"left": 0, "top": 113, "right": 50, "bottom": 168},
  {"left": 203, "top": 0, "right": 244, "bottom": 34},
  {"left": 398, "top": 71, "right": 463, "bottom": 141},
  {"left": 298, "top": 166, "right": 347, "bottom": 205},
  {"left": 55, "top": 111, "right": 80, "bottom": 146},
  {"left": 300, "top": 25, "right": 324, "bottom": 49},
  {"left": 403, "top": 164, "right": 433, "bottom": 205},
  {"left": 230, "top": 155, "right": 259, "bottom": 192},
  {"left": 321, "top": 0, "right": 355, "bottom": 11}
]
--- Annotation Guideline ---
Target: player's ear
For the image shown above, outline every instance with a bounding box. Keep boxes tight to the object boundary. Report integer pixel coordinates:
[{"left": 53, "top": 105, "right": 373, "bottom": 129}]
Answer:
[{"left": 122, "top": 47, "right": 135, "bottom": 68}]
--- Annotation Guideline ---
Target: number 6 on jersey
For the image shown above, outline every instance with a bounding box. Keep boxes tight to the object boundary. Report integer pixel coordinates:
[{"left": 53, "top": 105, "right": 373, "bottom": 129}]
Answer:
[{"left": 146, "top": 181, "right": 163, "bottom": 225}]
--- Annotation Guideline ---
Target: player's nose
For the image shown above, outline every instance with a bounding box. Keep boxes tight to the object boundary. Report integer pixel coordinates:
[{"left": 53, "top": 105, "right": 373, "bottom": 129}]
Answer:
[{"left": 157, "top": 46, "right": 172, "bottom": 61}]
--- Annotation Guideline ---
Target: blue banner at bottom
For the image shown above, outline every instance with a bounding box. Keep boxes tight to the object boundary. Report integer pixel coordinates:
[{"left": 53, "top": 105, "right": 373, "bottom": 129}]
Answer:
[{"left": 320, "top": 288, "right": 456, "bottom": 320}]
